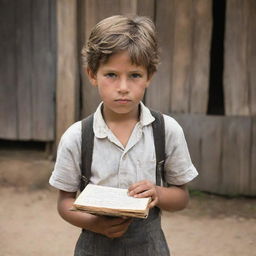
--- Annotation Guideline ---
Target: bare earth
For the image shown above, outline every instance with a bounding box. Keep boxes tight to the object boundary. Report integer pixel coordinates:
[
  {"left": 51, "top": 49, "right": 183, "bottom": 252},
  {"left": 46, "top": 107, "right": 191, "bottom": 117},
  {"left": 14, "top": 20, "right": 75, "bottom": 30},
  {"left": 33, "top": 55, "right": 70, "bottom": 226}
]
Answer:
[{"left": 0, "top": 148, "right": 256, "bottom": 256}]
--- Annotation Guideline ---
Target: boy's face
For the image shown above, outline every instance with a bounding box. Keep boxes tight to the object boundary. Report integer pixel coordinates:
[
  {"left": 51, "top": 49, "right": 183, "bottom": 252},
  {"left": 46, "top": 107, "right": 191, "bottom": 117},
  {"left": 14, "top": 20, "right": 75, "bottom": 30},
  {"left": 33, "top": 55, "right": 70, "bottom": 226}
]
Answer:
[{"left": 87, "top": 51, "right": 152, "bottom": 119}]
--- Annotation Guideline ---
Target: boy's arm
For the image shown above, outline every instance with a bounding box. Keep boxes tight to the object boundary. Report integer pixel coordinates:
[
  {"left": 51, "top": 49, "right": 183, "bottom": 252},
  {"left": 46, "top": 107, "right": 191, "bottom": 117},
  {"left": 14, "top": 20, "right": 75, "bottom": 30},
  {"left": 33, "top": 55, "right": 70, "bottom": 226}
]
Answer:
[
  {"left": 57, "top": 190, "right": 132, "bottom": 238},
  {"left": 128, "top": 181, "right": 189, "bottom": 212},
  {"left": 155, "top": 184, "right": 189, "bottom": 211}
]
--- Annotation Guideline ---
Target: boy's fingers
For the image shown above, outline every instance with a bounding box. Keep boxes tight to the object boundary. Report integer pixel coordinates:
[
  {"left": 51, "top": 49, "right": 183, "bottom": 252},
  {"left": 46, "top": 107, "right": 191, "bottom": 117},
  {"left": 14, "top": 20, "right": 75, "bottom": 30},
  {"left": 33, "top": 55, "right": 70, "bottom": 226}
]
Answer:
[
  {"left": 129, "top": 183, "right": 153, "bottom": 196},
  {"left": 106, "top": 219, "right": 132, "bottom": 238},
  {"left": 128, "top": 180, "right": 150, "bottom": 190},
  {"left": 133, "top": 189, "right": 152, "bottom": 198}
]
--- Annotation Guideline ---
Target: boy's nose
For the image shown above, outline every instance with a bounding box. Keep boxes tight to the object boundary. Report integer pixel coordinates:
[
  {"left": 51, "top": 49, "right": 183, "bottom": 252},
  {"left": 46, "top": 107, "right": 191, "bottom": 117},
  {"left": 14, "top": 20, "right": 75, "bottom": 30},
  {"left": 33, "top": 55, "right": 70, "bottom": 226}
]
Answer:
[{"left": 118, "top": 78, "right": 129, "bottom": 93}]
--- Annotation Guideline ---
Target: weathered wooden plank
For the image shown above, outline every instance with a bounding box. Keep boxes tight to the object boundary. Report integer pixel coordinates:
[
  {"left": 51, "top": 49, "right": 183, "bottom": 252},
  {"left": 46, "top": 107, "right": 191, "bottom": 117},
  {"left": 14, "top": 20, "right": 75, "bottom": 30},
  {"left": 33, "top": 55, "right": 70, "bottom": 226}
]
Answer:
[
  {"left": 56, "top": 0, "right": 78, "bottom": 144},
  {"left": 251, "top": 117, "right": 256, "bottom": 195},
  {"left": 172, "top": 114, "right": 223, "bottom": 193},
  {"left": 80, "top": 0, "right": 99, "bottom": 118},
  {"left": 190, "top": 0, "right": 212, "bottom": 114},
  {"left": 220, "top": 117, "right": 251, "bottom": 195},
  {"left": 224, "top": 0, "right": 250, "bottom": 115},
  {"left": 120, "top": 0, "right": 137, "bottom": 15},
  {"left": 171, "top": 114, "right": 255, "bottom": 196},
  {"left": 137, "top": 0, "right": 155, "bottom": 19},
  {"left": 171, "top": 114, "right": 201, "bottom": 189},
  {"left": 16, "top": 0, "right": 33, "bottom": 140},
  {"left": 197, "top": 116, "right": 223, "bottom": 193},
  {"left": 0, "top": 0, "right": 17, "bottom": 139},
  {"left": 170, "top": 0, "right": 193, "bottom": 113},
  {"left": 248, "top": 0, "right": 256, "bottom": 115},
  {"left": 31, "top": 0, "right": 55, "bottom": 140},
  {"left": 145, "top": 0, "right": 174, "bottom": 114}
]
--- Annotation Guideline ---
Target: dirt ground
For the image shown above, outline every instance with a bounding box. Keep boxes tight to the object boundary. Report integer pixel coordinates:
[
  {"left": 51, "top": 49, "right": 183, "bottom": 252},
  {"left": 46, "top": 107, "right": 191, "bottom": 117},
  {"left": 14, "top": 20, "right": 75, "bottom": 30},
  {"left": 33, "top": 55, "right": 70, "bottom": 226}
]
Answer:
[{"left": 0, "top": 147, "right": 256, "bottom": 256}]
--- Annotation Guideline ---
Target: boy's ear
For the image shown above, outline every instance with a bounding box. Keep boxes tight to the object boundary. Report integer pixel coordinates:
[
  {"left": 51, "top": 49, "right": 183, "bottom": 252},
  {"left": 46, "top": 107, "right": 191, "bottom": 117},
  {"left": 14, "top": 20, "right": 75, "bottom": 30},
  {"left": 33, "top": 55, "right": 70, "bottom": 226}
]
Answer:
[
  {"left": 145, "top": 72, "right": 155, "bottom": 88},
  {"left": 86, "top": 67, "right": 97, "bottom": 86}
]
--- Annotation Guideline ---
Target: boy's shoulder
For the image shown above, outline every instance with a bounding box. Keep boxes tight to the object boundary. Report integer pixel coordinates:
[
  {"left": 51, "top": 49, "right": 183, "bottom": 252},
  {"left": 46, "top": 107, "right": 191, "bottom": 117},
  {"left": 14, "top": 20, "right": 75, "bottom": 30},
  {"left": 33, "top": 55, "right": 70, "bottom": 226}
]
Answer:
[
  {"left": 162, "top": 114, "right": 183, "bottom": 130},
  {"left": 59, "top": 121, "right": 82, "bottom": 148},
  {"left": 63, "top": 120, "right": 81, "bottom": 136}
]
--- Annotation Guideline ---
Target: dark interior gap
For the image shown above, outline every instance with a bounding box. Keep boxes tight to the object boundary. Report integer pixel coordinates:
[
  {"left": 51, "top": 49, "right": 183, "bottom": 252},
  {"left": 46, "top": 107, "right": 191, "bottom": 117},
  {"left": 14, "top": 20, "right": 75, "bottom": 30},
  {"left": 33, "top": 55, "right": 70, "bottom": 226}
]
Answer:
[
  {"left": 207, "top": 0, "right": 226, "bottom": 115},
  {"left": 0, "top": 139, "right": 46, "bottom": 151}
]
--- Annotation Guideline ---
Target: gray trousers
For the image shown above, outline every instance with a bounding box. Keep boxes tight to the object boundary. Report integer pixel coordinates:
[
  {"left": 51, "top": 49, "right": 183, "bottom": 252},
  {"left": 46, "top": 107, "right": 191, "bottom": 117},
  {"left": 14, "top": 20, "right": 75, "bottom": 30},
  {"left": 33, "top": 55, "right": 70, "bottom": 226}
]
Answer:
[{"left": 74, "top": 208, "right": 170, "bottom": 256}]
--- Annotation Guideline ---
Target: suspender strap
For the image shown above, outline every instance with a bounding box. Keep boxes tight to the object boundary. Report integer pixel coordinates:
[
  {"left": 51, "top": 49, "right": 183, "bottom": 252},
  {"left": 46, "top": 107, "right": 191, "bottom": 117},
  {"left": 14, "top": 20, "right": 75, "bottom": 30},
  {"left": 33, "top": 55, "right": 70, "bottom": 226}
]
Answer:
[
  {"left": 150, "top": 110, "right": 166, "bottom": 186},
  {"left": 80, "top": 114, "right": 94, "bottom": 191},
  {"left": 80, "top": 110, "right": 166, "bottom": 191}
]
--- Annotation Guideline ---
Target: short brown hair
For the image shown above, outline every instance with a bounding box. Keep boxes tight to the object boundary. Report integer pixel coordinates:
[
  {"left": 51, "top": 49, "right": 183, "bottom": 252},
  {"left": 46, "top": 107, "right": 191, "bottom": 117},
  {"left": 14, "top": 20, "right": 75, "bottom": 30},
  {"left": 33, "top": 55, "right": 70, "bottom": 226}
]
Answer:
[{"left": 82, "top": 15, "right": 159, "bottom": 76}]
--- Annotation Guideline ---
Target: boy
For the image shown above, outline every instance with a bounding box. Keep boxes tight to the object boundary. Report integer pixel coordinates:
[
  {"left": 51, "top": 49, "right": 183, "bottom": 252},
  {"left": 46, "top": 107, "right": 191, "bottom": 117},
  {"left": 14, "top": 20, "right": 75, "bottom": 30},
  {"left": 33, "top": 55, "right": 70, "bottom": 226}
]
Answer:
[{"left": 49, "top": 15, "right": 198, "bottom": 255}]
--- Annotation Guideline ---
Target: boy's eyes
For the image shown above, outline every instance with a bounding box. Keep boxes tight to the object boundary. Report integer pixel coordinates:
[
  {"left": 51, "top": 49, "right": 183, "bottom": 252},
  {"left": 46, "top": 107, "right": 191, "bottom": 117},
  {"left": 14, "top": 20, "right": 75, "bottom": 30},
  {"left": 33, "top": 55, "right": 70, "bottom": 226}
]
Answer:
[
  {"left": 104, "top": 73, "right": 143, "bottom": 79},
  {"left": 130, "top": 73, "right": 142, "bottom": 79},
  {"left": 105, "top": 73, "right": 117, "bottom": 78}
]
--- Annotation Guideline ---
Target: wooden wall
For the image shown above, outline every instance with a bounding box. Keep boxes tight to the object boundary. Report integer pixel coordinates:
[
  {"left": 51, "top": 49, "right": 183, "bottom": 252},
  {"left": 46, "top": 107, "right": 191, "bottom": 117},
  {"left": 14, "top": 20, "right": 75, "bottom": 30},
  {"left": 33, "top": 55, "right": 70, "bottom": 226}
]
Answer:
[
  {"left": 146, "top": 0, "right": 212, "bottom": 114},
  {"left": 73, "top": 0, "right": 255, "bottom": 196},
  {"left": 0, "top": 0, "right": 56, "bottom": 141},
  {"left": 224, "top": 0, "right": 256, "bottom": 116},
  {"left": 1, "top": 0, "right": 255, "bottom": 195},
  {"left": 173, "top": 114, "right": 256, "bottom": 196},
  {"left": 56, "top": 0, "right": 79, "bottom": 145}
]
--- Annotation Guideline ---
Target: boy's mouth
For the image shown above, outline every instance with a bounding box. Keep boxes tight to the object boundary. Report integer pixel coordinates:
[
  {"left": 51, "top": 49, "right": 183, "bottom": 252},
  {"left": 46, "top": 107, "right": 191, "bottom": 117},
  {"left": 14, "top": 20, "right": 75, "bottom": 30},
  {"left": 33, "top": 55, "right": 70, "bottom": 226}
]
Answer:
[{"left": 115, "top": 99, "right": 131, "bottom": 104}]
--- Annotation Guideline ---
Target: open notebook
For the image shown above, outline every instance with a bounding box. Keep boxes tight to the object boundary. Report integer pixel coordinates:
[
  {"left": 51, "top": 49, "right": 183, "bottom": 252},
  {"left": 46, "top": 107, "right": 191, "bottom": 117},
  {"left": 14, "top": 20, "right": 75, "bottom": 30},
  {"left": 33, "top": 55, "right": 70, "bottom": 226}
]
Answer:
[{"left": 72, "top": 184, "right": 151, "bottom": 219}]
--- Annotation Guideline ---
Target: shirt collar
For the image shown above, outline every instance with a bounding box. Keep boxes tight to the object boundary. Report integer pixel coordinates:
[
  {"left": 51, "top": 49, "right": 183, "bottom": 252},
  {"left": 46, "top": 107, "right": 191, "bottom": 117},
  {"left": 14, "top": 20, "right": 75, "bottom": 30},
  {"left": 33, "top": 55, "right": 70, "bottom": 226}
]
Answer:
[{"left": 93, "top": 102, "right": 155, "bottom": 138}]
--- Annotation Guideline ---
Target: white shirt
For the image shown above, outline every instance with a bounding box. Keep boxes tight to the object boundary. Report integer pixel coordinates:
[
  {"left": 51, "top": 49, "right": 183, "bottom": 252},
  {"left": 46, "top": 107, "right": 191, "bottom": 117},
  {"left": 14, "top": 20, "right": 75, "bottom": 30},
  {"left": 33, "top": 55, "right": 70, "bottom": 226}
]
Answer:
[{"left": 49, "top": 102, "right": 198, "bottom": 192}]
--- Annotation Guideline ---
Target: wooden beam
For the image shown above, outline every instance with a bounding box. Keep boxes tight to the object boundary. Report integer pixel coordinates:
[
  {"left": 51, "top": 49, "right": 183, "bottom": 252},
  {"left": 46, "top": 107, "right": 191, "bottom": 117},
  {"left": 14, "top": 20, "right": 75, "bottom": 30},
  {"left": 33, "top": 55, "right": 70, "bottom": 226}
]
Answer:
[
  {"left": 137, "top": 0, "right": 155, "bottom": 19},
  {"left": 146, "top": 0, "right": 174, "bottom": 114},
  {"left": 251, "top": 117, "right": 256, "bottom": 195},
  {"left": 16, "top": 0, "right": 33, "bottom": 140},
  {"left": 190, "top": 0, "right": 212, "bottom": 113},
  {"left": 224, "top": 0, "right": 250, "bottom": 115},
  {"left": 171, "top": 0, "right": 193, "bottom": 113},
  {"left": 31, "top": 0, "right": 55, "bottom": 141},
  {"left": 56, "top": 0, "right": 79, "bottom": 145},
  {"left": 248, "top": 0, "right": 256, "bottom": 115},
  {"left": 0, "top": 0, "right": 17, "bottom": 139}
]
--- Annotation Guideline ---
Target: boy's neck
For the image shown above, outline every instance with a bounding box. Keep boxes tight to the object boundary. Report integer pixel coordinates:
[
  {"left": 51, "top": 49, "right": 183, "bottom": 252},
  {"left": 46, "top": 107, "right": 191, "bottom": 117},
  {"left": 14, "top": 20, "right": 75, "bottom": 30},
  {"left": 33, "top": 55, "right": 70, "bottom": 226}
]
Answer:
[
  {"left": 101, "top": 104, "right": 141, "bottom": 147},
  {"left": 102, "top": 105, "right": 140, "bottom": 123}
]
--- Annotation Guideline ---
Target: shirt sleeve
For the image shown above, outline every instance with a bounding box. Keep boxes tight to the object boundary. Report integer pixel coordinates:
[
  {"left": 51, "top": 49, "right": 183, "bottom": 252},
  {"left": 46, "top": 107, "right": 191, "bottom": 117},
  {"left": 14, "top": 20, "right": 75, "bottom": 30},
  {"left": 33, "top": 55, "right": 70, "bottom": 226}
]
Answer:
[
  {"left": 163, "top": 115, "right": 198, "bottom": 185},
  {"left": 49, "top": 121, "right": 82, "bottom": 192}
]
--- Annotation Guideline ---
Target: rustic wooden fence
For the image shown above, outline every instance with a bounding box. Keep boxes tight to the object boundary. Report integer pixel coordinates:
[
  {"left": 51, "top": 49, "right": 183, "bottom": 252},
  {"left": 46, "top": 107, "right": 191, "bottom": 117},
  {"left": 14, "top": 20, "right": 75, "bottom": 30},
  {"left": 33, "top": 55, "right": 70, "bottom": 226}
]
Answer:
[
  {"left": 0, "top": 0, "right": 255, "bottom": 195},
  {"left": 173, "top": 114, "right": 256, "bottom": 196},
  {"left": 0, "top": 0, "right": 56, "bottom": 141}
]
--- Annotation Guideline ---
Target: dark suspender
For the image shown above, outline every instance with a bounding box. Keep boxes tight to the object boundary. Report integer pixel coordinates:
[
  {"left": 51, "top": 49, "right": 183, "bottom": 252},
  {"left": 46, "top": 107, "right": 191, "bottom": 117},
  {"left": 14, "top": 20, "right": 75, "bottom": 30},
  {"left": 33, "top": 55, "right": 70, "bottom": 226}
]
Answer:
[
  {"left": 80, "top": 114, "right": 94, "bottom": 191},
  {"left": 80, "top": 110, "right": 166, "bottom": 191},
  {"left": 150, "top": 110, "right": 166, "bottom": 186}
]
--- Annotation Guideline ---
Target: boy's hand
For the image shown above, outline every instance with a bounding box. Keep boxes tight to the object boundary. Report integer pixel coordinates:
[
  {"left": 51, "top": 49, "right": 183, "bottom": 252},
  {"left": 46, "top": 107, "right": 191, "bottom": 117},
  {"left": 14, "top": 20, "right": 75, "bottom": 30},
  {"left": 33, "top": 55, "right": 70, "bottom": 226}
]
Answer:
[
  {"left": 128, "top": 180, "right": 158, "bottom": 208},
  {"left": 88, "top": 215, "right": 132, "bottom": 238}
]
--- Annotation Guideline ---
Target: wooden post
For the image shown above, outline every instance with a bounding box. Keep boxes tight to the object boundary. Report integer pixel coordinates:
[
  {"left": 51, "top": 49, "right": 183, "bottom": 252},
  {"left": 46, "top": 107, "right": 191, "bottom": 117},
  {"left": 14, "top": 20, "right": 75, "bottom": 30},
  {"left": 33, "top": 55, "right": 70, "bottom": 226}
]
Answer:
[
  {"left": 0, "top": 0, "right": 17, "bottom": 139},
  {"left": 224, "top": 0, "right": 250, "bottom": 115},
  {"left": 190, "top": 0, "right": 212, "bottom": 113},
  {"left": 16, "top": 0, "right": 32, "bottom": 140},
  {"left": 171, "top": 0, "right": 193, "bottom": 113},
  {"left": 56, "top": 0, "right": 79, "bottom": 146},
  {"left": 248, "top": 0, "right": 256, "bottom": 115},
  {"left": 146, "top": 0, "right": 174, "bottom": 114},
  {"left": 251, "top": 117, "right": 256, "bottom": 195}
]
